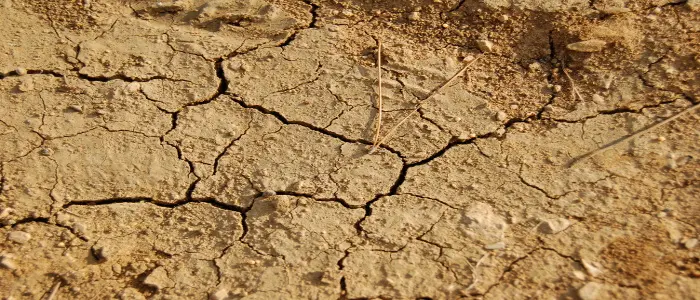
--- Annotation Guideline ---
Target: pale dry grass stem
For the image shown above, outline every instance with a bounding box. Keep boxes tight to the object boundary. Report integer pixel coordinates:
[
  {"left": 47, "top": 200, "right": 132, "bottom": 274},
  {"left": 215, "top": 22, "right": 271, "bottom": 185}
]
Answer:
[
  {"left": 562, "top": 68, "right": 584, "bottom": 102},
  {"left": 45, "top": 281, "right": 61, "bottom": 300},
  {"left": 372, "top": 40, "right": 384, "bottom": 147},
  {"left": 568, "top": 102, "right": 700, "bottom": 167},
  {"left": 369, "top": 55, "right": 482, "bottom": 154}
]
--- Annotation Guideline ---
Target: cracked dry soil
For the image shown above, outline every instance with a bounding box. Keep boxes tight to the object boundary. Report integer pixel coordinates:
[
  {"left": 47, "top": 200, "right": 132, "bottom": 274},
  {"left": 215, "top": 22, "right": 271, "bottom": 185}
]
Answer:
[{"left": 1, "top": 0, "right": 699, "bottom": 299}]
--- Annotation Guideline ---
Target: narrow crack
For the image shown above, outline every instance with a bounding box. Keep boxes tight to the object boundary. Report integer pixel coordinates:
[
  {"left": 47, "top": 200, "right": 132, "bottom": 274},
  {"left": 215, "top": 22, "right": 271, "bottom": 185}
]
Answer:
[
  {"left": 479, "top": 247, "right": 540, "bottom": 297},
  {"left": 301, "top": 0, "right": 319, "bottom": 28},
  {"left": 229, "top": 95, "right": 402, "bottom": 156}
]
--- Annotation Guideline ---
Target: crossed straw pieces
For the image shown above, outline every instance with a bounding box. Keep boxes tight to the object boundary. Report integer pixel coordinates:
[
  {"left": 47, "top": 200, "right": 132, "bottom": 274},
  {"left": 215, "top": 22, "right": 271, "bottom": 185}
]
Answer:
[
  {"left": 366, "top": 41, "right": 700, "bottom": 166},
  {"left": 368, "top": 40, "right": 483, "bottom": 154}
]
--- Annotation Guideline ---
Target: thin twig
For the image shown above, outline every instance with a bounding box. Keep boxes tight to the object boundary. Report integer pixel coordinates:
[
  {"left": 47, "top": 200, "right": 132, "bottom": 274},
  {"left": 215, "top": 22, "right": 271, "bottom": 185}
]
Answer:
[
  {"left": 372, "top": 40, "right": 383, "bottom": 146},
  {"left": 369, "top": 55, "right": 482, "bottom": 153},
  {"left": 46, "top": 281, "right": 61, "bottom": 300},
  {"left": 562, "top": 68, "right": 584, "bottom": 102},
  {"left": 568, "top": 102, "right": 700, "bottom": 167}
]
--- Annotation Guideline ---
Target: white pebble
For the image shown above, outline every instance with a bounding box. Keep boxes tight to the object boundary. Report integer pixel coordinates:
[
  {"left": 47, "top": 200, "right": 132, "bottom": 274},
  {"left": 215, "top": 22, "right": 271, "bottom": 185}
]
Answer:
[
  {"left": 553, "top": 85, "right": 562, "bottom": 92},
  {"left": 15, "top": 68, "right": 27, "bottom": 76},
  {"left": 0, "top": 255, "right": 17, "bottom": 270},
  {"left": 592, "top": 94, "right": 605, "bottom": 104},
  {"left": 484, "top": 241, "right": 506, "bottom": 250},
  {"left": 408, "top": 11, "right": 420, "bottom": 21},
  {"left": 578, "top": 282, "right": 603, "bottom": 300},
  {"left": 0, "top": 208, "right": 13, "bottom": 219},
  {"left": 210, "top": 288, "right": 230, "bottom": 300},
  {"left": 498, "top": 14, "right": 509, "bottom": 22},
  {"left": 539, "top": 218, "right": 572, "bottom": 234},
  {"left": 126, "top": 82, "right": 141, "bottom": 93},
  {"left": 581, "top": 259, "right": 603, "bottom": 277},
  {"left": 495, "top": 111, "right": 507, "bottom": 121},
  {"left": 68, "top": 105, "right": 83, "bottom": 113},
  {"left": 341, "top": 9, "right": 354, "bottom": 17},
  {"left": 684, "top": 238, "right": 698, "bottom": 249},
  {"left": 7, "top": 231, "right": 31, "bottom": 244}
]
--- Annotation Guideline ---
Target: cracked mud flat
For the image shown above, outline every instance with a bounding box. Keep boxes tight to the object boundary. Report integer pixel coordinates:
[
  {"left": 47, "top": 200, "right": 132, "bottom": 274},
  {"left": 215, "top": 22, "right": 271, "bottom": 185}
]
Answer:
[{"left": 1, "top": 0, "right": 699, "bottom": 299}]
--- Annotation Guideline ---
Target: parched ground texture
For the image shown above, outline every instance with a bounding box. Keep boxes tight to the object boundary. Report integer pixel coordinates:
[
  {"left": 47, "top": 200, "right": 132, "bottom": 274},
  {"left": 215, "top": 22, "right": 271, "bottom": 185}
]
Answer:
[{"left": 1, "top": 0, "right": 699, "bottom": 299}]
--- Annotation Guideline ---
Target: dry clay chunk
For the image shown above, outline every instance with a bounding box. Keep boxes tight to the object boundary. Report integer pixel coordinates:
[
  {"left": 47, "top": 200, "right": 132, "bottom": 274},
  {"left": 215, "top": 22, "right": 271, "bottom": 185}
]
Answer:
[
  {"left": 77, "top": 19, "right": 218, "bottom": 111},
  {"left": 344, "top": 242, "right": 457, "bottom": 299},
  {"left": 45, "top": 129, "right": 192, "bottom": 203},
  {"left": 0, "top": 203, "right": 240, "bottom": 298},
  {"left": 243, "top": 196, "right": 362, "bottom": 262},
  {"left": 0, "top": 77, "right": 44, "bottom": 162},
  {"left": 0, "top": 7, "right": 72, "bottom": 73},
  {"left": 0, "top": 153, "right": 57, "bottom": 221},
  {"left": 212, "top": 196, "right": 361, "bottom": 298},
  {"left": 399, "top": 144, "right": 550, "bottom": 211},
  {"left": 65, "top": 202, "right": 242, "bottom": 258},
  {"left": 164, "top": 97, "right": 252, "bottom": 175},
  {"left": 195, "top": 114, "right": 402, "bottom": 207},
  {"left": 28, "top": 76, "right": 171, "bottom": 138},
  {"left": 361, "top": 194, "right": 448, "bottom": 251}
]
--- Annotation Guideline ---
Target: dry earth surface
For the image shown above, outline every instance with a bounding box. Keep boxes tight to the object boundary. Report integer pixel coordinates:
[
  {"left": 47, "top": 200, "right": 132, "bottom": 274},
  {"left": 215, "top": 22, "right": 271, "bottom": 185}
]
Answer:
[{"left": 1, "top": 0, "right": 699, "bottom": 299}]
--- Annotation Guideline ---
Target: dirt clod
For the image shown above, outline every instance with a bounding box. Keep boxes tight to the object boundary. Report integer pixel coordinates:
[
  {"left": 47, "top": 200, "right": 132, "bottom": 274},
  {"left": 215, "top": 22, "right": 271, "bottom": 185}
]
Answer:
[{"left": 7, "top": 231, "right": 31, "bottom": 244}]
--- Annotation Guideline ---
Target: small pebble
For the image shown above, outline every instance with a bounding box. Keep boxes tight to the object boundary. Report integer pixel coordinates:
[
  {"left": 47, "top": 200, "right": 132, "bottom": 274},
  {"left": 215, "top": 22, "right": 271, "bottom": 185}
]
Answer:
[
  {"left": 592, "top": 94, "right": 605, "bottom": 104},
  {"left": 495, "top": 111, "right": 507, "bottom": 121},
  {"left": 96, "top": 109, "right": 108, "bottom": 115},
  {"left": 210, "top": 288, "right": 230, "bottom": 300},
  {"left": 39, "top": 148, "right": 54, "bottom": 156},
  {"left": 510, "top": 104, "right": 519, "bottom": 110},
  {"left": 498, "top": 14, "right": 509, "bottom": 22},
  {"left": 476, "top": 39, "right": 494, "bottom": 52},
  {"left": 573, "top": 270, "right": 587, "bottom": 280},
  {"left": 463, "top": 55, "right": 475, "bottom": 62},
  {"left": 126, "top": 82, "right": 141, "bottom": 93},
  {"left": 485, "top": 241, "right": 506, "bottom": 250},
  {"left": 582, "top": 259, "right": 603, "bottom": 277},
  {"left": 0, "top": 255, "right": 17, "bottom": 270},
  {"left": 553, "top": 85, "right": 562, "bottom": 92},
  {"left": 0, "top": 207, "right": 13, "bottom": 219},
  {"left": 657, "top": 136, "right": 666, "bottom": 142},
  {"left": 496, "top": 111, "right": 508, "bottom": 121},
  {"left": 539, "top": 218, "right": 572, "bottom": 234},
  {"left": 68, "top": 105, "right": 83, "bottom": 113},
  {"left": 7, "top": 231, "right": 31, "bottom": 244},
  {"left": 408, "top": 11, "right": 420, "bottom": 21},
  {"left": 578, "top": 282, "right": 603, "bottom": 300},
  {"left": 15, "top": 67, "right": 27, "bottom": 76},
  {"left": 567, "top": 39, "right": 607, "bottom": 53},
  {"left": 442, "top": 23, "right": 450, "bottom": 28},
  {"left": 341, "top": 9, "right": 354, "bottom": 17},
  {"left": 685, "top": 238, "right": 698, "bottom": 249},
  {"left": 657, "top": 211, "right": 667, "bottom": 218},
  {"left": 528, "top": 62, "right": 541, "bottom": 72}
]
